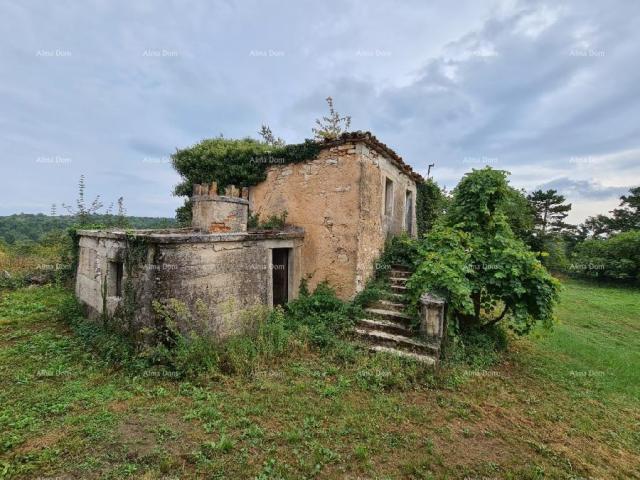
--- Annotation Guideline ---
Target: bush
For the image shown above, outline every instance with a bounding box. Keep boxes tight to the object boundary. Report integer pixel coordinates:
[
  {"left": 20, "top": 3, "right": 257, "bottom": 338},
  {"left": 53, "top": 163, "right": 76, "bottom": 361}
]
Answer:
[
  {"left": 379, "top": 233, "right": 420, "bottom": 269},
  {"left": 408, "top": 168, "right": 560, "bottom": 335},
  {"left": 284, "top": 282, "right": 357, "bottom": 348},
  {"left": 571, "top": 230, "right": 640, "bottom": 283},
  {"left": 416, "top": 178, "right": 447, "bottom": 236}
]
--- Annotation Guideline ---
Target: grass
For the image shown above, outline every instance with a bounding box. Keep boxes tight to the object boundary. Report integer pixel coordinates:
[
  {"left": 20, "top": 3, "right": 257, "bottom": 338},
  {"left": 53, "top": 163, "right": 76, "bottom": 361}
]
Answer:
[{"left": 0, "top": 280, "right": 639, "bottom": 479}]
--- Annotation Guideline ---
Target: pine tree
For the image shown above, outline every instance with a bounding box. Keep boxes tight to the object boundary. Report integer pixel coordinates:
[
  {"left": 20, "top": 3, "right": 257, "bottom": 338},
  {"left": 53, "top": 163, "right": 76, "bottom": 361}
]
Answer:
[
  {"left": 527, "top": 189, "right": 573, "bottom": 235},
  {"left": 609, "top": 186, "right": 640, "bottom": 232}
]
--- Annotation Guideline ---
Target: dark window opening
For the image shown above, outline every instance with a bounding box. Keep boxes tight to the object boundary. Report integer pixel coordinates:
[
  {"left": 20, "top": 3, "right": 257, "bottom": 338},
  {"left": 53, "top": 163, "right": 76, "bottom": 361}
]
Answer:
[
  {"left": 384, "top": 177, "right": 394, "bottom": 216},
  {"left": 272, "top": 248, "right": 289, "bottom": 307}
]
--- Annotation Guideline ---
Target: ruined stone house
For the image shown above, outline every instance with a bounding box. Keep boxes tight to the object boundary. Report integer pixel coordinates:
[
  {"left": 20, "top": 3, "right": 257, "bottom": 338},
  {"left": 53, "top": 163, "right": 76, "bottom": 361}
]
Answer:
[{"left": 75, "top": 132, "right": 423, "bottom": 338}]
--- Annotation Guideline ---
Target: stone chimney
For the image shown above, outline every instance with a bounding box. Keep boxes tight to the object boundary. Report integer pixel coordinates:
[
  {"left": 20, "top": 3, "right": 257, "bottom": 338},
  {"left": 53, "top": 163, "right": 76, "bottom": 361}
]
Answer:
[{"left": 191, "top": 182, "right": 249, "bottom": 233}]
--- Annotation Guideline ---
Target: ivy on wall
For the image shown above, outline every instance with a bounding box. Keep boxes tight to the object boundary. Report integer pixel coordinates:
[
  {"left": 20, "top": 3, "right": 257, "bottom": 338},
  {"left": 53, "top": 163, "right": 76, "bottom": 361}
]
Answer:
[
  {"left": 171, "top": 137, "right": 323, "bottom": 223},
  {"left": 416, "top": 178, "right": 447, "bottom": 237}
]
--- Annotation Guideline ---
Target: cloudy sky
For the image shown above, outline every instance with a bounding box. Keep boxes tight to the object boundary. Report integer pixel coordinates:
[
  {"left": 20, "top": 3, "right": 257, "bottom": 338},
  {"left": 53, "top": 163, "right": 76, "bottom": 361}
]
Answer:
[{"left": 1, "top": 0, "right": 638, "bottom": 222}]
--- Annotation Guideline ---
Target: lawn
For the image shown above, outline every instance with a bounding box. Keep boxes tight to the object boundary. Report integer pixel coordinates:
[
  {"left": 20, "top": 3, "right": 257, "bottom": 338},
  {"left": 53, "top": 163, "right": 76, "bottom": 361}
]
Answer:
[{"left": 0, "top": 280, "right": 638, "bottom": 479}]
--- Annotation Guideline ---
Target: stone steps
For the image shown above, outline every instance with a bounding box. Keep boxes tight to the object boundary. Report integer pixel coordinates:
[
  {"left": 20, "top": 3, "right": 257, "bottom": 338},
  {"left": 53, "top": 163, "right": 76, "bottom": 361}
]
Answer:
[
  {"left": 385, "top": 292, "right": 408, "bottom": 302},
  {"left": 390, "top": 270, "right": 411, "bottom": 278},
  {"left": 357, "top": 317, "right": 410, "bottom": 336},
  {"left": 390, "top": 284, "right": 408, "bottom": 293},
  {"left": 354, "top": 328, "right": 440, "bottom": 357},
  {"left": 370, "top": 299, "right": 406, "bottom": 311},
  {"left": 355, "top": 264, "right": 440, "bottom": 366},
  {"left": 370, "top": 345, "right": 436, "bottom": 365},
  {"left": 364, "top": 307, "right": 412, "bottom": 323}
]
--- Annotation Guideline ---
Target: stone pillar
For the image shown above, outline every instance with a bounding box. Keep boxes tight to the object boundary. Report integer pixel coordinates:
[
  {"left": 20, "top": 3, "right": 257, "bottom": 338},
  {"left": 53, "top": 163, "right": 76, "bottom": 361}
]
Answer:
[
  {"left": 419, "top": 293, "right": 446, "bottom": 340},
  {"left": 191, "top": 184, "right": 249, "bottom": 233}
]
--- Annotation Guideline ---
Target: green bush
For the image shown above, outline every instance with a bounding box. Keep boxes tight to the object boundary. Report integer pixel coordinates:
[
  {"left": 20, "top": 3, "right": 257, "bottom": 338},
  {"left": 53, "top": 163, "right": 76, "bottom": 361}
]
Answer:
[
  {"left": 408, "top": 168, "right": 560, "bottom": 335},
  {"left": 284, "top": 282, "right": 357, "bottom": 348},
  {"left": 379, "top": 233, "right": 420, "bottom": 269},
  {"left": 571, "top": 230, "right": 640, "bottom": 283},
  {"left": 247, "top": 211, "right": 288, "bottom": 230},
  {"left": 416, "top": 178, "right": 447, "bottom": 236}
]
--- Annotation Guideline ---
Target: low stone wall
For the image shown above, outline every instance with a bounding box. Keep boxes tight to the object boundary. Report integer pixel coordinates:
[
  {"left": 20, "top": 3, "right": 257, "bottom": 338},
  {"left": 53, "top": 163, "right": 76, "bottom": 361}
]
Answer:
[{"left": 75, "top": 229, "right": 303, "bottom": 340}]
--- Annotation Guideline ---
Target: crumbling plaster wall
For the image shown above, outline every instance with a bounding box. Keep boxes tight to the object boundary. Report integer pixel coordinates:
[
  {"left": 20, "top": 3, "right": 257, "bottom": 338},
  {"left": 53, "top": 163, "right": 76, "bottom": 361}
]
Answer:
[
  {"left": 355, "top": 143, "right": 418, "bottom": 292},
  {"left": 154, "top": 238, "right": 302, "bottom": 338},
  {"left": 75, "top": 234, "right": 157, "bottom": 332},
  {"left": 249, "top": 144, "right": 361, "bottom": 298},
  {"left": 249, "top": 141, "right": 418, "bottom": 298},
  {"left": 75, "top": 232, "right": 302, "bottom": 339}
]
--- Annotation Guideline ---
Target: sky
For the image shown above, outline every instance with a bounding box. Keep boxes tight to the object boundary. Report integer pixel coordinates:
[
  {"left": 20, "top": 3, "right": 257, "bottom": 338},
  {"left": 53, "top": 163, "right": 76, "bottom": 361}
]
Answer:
[{"left": 1, "top": 0, "right": 639, "bottom": 222}]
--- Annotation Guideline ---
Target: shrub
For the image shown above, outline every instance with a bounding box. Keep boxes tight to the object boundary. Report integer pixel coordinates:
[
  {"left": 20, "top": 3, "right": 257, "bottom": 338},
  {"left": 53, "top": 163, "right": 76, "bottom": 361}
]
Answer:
[
  {"left": 570, "top": 230, "right": 640, "bottom": 283},
  {"left": 408, "top": 168, "right": 560, "bottom": 335},
  {"left": 379, "top": 233, "right": 420, "bottom": 269},
  {"left": 416, "top": 178, "right": 447, "bottom": 236},
  {"left": 247, "top": 211, "right": 288, "bottom": 230},
  {"left": 284, "top": 282, "right": 356, "bottom": 348}
]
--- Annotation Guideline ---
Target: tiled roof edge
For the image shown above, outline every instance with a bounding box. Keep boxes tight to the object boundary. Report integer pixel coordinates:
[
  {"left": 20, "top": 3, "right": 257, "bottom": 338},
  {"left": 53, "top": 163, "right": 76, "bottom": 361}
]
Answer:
[{"left": 320, "top": 131, "right": 424, "bottom": 183}]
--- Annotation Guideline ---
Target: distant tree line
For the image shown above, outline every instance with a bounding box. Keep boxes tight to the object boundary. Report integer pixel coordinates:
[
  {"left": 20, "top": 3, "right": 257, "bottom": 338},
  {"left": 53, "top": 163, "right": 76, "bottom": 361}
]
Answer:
[{"left": 0, "top": 213, "right": 176, "bottom": 245}]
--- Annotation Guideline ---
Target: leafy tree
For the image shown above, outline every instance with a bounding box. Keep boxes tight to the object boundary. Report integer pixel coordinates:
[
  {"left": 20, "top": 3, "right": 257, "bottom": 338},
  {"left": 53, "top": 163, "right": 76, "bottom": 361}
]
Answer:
[
  {"left": 580, "top": 214, "right": 612, "bottom": 238},
  {"left": 527, "top": 189, "right": 573, "bottom": 235},
  {"left": 571, "top": 230, "right": 640, "bottom": 283},
  {"left": 416, "top": 179, "right": 447, "bottom": 236},
  {"left": 503, "top": 187, "right": 535, "bottom": 245},
  {"left": 408, "top": 168, "right": 560, "bottom": 334},
  {"left": 312, "top": 96, "right": 352, "bottom": 141}
]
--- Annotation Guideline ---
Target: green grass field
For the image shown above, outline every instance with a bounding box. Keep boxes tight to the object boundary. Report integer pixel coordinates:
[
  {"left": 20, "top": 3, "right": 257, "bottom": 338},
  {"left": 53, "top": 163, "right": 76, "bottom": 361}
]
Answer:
[{"left": 1, "top": 280, "right": 638, "bottom": 479}]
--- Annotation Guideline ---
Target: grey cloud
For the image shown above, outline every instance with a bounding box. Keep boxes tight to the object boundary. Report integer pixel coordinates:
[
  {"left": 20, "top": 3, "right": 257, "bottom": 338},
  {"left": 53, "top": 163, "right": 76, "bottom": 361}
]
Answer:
[
  {"left": 537, "top": 178, "right": 628, "bottom": 200},
  {"left": 1, "top": 0, "right": 639, "bottom": 221}
]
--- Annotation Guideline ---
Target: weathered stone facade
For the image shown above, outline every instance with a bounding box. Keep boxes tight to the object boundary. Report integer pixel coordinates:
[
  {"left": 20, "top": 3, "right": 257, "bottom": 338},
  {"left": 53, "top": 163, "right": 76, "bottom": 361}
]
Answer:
[
  {"left": 74, "top": 132, "right": 422, "bottom": 338},
  {"left": 75, "top": 229, "right": 303, "bottom": 338},
  {"left": 250, "top": 134, "right": 419, "bottom": 298}
]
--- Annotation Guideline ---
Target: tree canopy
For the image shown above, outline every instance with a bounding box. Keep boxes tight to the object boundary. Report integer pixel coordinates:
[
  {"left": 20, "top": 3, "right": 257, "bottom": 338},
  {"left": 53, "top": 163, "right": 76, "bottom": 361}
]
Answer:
[{"left": 408, "top": 168, "right": 560, "bottom": 334}]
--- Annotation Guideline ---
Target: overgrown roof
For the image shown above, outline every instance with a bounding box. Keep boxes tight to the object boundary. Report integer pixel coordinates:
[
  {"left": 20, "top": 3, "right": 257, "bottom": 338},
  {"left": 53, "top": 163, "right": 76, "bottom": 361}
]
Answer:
[{"left": 322, "top": 131, "right": 424, "bottom": 183}]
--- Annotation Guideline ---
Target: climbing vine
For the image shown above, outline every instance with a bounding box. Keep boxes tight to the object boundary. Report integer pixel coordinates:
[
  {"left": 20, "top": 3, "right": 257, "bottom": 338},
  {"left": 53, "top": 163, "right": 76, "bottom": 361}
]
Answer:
[
  {"left": 171, "top": 137, "right": 323, "bottom": 223},
  {"left": 120, "top": 233, "right": 150, "bottom": 336},
  {"left": 416, "top": 178, "right": 447, "bottom": 237}
]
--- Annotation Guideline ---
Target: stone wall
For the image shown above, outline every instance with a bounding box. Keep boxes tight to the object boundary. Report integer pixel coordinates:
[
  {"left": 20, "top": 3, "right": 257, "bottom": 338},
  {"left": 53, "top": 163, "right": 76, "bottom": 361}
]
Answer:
[
  {"left": 75, "top": 230, "right": 303, "bottom": 339},
  {"left": 249, "top": 139, "right": 418, "bottom": 298},
  {"left": 355, "top": 143, "right": 418, "bottom": 291},
  {"left": 249, "top": 144, "right": 361, "bottom": 298},
  {"left": 191, "top": 184, "right": 249, "bottom": 233}
]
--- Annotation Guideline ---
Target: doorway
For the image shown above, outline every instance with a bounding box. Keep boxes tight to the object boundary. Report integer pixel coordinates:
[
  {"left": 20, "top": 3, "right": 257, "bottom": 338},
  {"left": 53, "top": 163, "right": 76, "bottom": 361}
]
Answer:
[{"left": 272, "top": 248, "right": 289, "bottom": 307}]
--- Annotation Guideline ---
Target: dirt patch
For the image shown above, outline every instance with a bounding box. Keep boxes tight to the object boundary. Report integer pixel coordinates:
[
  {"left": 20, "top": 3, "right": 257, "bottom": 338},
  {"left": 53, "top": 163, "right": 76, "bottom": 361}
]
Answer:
[
  {"left": 116, "top": 411, "right": 202, "bottom": 460},
  {"left": 15, "top": 426, "right": 67, "bottom": 454}
]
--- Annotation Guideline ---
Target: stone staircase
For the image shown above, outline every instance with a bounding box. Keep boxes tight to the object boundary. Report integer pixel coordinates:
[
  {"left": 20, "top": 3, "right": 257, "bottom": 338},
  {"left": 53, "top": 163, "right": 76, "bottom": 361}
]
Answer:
[{"left": 354, "top": 265, "right": 440, "bottom": 366}]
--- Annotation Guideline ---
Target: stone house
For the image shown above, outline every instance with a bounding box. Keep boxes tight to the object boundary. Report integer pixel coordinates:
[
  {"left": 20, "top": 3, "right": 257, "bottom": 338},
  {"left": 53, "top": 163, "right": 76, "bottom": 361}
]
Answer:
[{"left": 74, "top": 132, "right": 423, "bottom": 338}]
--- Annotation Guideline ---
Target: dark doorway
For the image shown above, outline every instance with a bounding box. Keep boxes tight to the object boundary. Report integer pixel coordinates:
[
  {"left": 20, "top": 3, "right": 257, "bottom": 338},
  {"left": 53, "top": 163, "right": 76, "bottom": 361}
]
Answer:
[{"left": 272, "top": 248, "right": 289, "bottom": 307}]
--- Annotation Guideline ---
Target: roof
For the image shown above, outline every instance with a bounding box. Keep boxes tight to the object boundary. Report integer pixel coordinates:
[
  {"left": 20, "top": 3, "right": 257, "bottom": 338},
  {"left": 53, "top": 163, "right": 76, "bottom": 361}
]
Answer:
[{"left": 322, "top": 131, "right": 424, "bottom": 183}]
